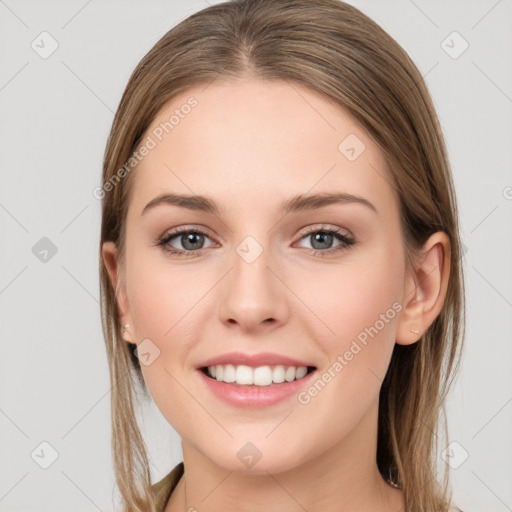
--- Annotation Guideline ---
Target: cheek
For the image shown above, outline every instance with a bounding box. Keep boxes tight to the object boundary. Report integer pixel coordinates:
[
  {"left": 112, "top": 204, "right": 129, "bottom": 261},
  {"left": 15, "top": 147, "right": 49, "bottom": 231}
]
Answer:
[
  {"left": 291, "top": 256, "right": 403, "bottom": 433},
  {"left": 126, "top": 245, "right": 208, "bottom": 341},
  {"left": 124, "top": 246, "right": 221, "bottom": 390},
  {"left": 298, "top": 243, "right": 404, "bottom": 371},
  {"left": 124, "top": 252, "right": 209, "bottom": 421}
]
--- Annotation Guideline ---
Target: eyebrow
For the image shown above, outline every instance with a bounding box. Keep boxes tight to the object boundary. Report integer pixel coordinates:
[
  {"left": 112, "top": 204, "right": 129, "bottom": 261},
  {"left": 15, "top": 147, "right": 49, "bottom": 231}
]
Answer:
[{"left": 141, "top": 191, "right": 378, "bottom": 216}]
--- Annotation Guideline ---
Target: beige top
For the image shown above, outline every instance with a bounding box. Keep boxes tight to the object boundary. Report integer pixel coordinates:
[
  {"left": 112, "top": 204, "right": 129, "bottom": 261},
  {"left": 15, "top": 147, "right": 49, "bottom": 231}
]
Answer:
[
  {"left": 151, "top": 461, "right": 184, "bottom": 512},
  {"left": 151, "top": 462, "right": 464, "bottom": 512}
]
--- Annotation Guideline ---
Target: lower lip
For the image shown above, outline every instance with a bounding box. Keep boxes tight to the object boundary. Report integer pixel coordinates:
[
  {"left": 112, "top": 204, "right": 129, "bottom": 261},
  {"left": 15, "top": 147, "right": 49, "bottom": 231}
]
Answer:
[{"left": 197, "top": 368, "right": 317, "bottom": 408}]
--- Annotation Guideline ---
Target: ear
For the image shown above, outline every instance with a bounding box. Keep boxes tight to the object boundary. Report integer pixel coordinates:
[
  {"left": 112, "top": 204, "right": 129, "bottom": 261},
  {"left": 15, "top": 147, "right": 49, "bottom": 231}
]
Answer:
[
  {"left": 101, "top": 241, "right": 136, "bottom": 344},
  {"left": 395, "top": 231, "right": 451, "bottom": 345}
]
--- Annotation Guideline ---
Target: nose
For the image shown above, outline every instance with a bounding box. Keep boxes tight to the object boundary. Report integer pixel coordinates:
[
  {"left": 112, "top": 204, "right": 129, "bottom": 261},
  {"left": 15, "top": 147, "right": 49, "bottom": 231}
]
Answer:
[{"left": 218, "top": 241, "right": 290, "bottom": 333}]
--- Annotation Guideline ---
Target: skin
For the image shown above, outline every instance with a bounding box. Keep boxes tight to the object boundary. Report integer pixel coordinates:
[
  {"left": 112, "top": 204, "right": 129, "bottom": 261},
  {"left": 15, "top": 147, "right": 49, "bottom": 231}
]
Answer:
[{"left": 102, "top": 77, "right": 451, "bottom": 512}]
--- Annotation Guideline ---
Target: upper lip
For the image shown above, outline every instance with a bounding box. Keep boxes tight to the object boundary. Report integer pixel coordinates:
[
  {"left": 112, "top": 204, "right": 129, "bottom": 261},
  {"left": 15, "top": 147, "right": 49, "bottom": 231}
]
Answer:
[{"left": 196, "top": 351, "right": 316, "bottom": 369}]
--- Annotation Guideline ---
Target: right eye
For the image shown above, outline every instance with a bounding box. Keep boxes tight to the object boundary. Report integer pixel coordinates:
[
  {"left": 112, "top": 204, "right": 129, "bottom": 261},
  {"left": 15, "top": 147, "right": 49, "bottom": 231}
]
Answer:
[{"left": 156, "top": 226, "right": 217, "bottom": 257}]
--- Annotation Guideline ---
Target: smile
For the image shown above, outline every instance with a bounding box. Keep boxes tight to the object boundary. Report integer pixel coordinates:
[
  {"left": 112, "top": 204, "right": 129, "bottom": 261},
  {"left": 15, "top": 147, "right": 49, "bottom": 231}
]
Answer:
[{"left": 201, "top": 364, "right": 316, "bottom": 386}]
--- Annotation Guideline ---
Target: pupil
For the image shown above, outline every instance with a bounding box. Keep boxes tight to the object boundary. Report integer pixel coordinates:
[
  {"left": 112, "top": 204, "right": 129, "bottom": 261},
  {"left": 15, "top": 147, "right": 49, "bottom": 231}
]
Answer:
[
  {"left": 183, "top": 233, "right": 203, "bottom": 250},
  {"left": 312, "top": 232, "right": 332, "bottom": 250}
]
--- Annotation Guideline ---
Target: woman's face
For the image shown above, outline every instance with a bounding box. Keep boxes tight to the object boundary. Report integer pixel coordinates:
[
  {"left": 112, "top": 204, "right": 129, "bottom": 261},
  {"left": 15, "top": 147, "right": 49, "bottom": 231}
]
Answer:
[{"left": 108, "top": 78, "right": 417, "bottom": 473}]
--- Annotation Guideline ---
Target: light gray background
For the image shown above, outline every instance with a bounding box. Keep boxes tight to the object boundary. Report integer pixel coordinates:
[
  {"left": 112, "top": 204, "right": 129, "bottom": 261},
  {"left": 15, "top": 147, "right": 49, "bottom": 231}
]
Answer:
[{"left": 1, "top": 1, "right": 511, "bottom": 511}]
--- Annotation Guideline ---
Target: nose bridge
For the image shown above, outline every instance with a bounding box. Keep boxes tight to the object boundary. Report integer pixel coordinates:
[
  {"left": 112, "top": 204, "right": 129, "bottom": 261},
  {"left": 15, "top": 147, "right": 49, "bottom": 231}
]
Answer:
[
  {"left": 219, "top": 232, "right": 288, "bottom": 329},
  {"left": 232, "top": 233, "right": 276, "bottom": 303}
]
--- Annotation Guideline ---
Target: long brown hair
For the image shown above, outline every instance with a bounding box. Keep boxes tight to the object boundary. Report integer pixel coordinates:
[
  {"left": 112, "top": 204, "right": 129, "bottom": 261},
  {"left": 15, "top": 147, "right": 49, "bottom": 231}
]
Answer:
[{"left": 99, "top": 1, "right": 466, "bottom": 510}]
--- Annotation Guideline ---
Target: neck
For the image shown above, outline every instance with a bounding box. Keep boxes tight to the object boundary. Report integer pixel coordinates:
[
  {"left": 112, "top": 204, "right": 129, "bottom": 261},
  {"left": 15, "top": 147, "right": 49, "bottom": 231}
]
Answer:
[{"left": 165, "top": 399, "right": 405, "bottom": 512}]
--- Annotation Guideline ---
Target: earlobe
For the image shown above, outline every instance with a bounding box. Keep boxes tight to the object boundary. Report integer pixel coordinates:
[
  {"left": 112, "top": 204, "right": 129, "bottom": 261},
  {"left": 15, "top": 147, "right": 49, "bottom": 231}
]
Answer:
[
  {"left": 121, "top": 323, "right": 132, "bottom": 343},
  {"left": 395, "top": 232, "right": 451, "bottom": 346},
  {"left": 101, "top": 241, "right": 135, "bottom": 343}
]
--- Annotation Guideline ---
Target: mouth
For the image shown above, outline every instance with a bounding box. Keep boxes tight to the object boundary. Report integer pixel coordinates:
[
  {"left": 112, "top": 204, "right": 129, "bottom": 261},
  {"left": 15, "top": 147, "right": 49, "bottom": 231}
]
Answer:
[{"left": 199, "top": 364, "right": 317, "bottom": 387}]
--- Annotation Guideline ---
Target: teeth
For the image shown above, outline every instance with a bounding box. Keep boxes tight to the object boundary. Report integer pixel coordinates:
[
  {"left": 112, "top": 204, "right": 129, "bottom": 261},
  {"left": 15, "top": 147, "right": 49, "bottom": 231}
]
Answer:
[{"left": 206, "top": 364, "right": 310, "bottom": 386}]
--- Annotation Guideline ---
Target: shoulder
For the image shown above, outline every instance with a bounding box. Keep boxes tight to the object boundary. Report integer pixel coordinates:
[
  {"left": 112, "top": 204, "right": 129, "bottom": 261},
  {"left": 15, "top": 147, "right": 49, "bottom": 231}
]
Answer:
[{"left": 151, "top": 461, "right": 184, "bottom": 512}]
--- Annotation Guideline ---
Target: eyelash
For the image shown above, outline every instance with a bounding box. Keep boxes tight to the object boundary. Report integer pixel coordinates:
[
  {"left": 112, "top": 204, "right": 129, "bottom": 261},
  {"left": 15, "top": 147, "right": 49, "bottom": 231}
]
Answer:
[{"left": 155, "top": 225, "right": 357, "bottom": 259}]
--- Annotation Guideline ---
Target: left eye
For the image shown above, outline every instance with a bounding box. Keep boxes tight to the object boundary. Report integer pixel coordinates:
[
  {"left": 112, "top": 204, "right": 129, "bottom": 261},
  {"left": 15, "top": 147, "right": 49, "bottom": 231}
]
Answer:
[{"left": 295, "top": 228, "right": 355, "bottom": 253}]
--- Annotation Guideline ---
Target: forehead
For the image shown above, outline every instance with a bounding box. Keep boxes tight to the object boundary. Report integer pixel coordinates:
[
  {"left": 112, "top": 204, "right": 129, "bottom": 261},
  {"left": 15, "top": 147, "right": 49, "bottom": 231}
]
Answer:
[{"left": 129, "top": 78, "right": 398, "bottom": 219}]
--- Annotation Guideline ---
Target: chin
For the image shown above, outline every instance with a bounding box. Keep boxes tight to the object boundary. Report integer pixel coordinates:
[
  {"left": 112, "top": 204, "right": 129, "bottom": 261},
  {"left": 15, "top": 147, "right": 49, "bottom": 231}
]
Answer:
[{"left": 202, "top": 443, "right": 307, "bottom": 476}]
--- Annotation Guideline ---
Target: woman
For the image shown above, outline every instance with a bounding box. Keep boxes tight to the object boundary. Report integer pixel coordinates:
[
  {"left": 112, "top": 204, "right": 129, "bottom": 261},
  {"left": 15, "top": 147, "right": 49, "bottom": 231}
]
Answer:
[{"left": 99, "top": 0, "right": 466, "bottom": 510}]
